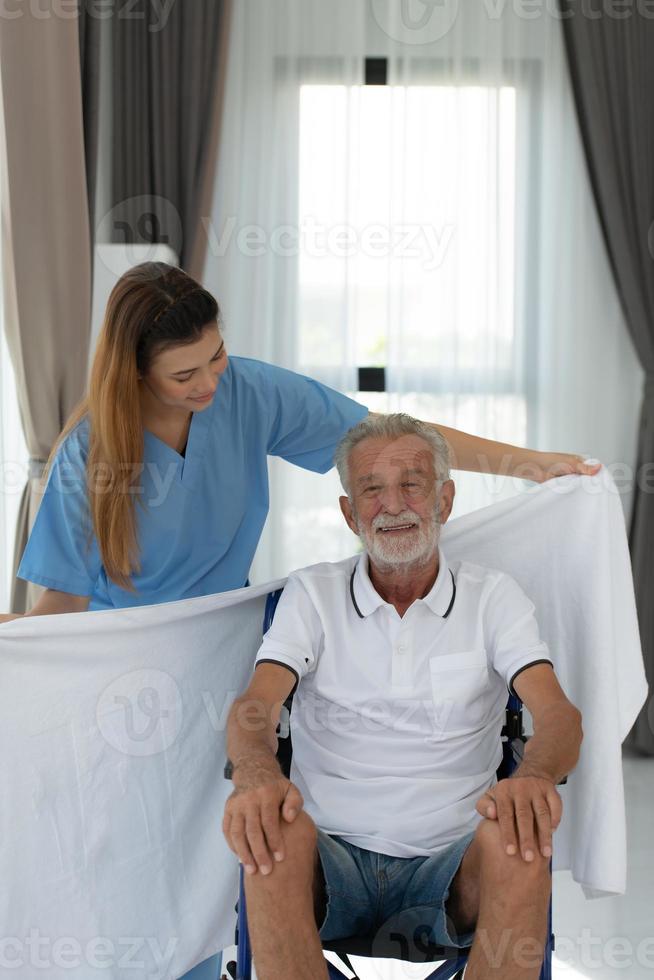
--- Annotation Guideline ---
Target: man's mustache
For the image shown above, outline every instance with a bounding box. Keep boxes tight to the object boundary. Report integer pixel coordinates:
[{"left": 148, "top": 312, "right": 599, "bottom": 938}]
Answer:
[{"left": 372, "top": 511, "right": 422, "bottom": 531}]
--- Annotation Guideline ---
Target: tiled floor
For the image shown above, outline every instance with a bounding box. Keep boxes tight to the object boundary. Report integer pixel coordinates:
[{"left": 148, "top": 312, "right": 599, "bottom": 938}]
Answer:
[
  {"left": 320, "top": 752, "right": 654, "bottom": 979},
  {"left": 547, "top": 752, "right": 654, "bottom": 979}
]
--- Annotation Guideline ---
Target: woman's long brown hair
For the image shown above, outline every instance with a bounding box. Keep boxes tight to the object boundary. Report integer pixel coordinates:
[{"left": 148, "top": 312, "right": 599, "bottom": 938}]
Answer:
[{"left": 47, "top": 262, "right": 219, "bottom": 592}]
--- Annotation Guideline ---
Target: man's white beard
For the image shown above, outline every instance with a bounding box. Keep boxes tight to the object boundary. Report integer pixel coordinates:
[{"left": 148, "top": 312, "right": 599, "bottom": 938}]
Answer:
[{"left": 355, "top": 507, "right": 441, "bottom": 572}]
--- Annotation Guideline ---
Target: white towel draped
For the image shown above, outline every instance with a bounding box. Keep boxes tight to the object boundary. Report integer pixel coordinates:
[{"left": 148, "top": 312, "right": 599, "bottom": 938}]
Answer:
[
  {"left": 441, "top": 472, "right": 647, "bottom": 899},
  {"left": 0, "top": 473, "right": 646, "bottom": 978}
]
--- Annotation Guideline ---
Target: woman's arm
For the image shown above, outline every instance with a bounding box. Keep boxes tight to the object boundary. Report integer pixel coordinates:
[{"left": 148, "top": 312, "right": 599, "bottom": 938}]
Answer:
[
  {"left": 431, "top": 421, "right": 601, "bottom": 482},
  {"left": 0, "top": 588, "right": 90, "bottom": 624},
  {"left": 369, "top": 413, "right": 601, "bottom": 483}
]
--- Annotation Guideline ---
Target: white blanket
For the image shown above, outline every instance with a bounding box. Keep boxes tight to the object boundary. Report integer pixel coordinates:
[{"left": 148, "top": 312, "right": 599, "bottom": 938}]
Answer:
[
  {"left": 0, "top": 473, "right": 646, "bottom": 978},
  {"left": 0, "top": 581, "right": 282, "bottom": 979},
  {"left": 441, "top": 472, "right": 647, "bottom": 900}
]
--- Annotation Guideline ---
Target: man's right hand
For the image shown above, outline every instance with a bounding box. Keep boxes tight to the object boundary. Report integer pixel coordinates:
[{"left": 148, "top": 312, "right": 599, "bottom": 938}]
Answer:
[{"left": 222, "top": 756, "right": 304, "bottom": 876}]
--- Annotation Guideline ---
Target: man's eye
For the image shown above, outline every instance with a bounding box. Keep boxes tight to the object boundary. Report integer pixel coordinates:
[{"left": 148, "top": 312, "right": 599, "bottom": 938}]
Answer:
[{"left": 364, "top": 486, "right": 380, "bottom": 494}]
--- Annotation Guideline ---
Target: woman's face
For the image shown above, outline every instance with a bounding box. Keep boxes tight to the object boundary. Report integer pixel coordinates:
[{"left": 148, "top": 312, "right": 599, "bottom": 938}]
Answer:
[{"left": 141, "top": 322, "right": 228, "bottom": 413}]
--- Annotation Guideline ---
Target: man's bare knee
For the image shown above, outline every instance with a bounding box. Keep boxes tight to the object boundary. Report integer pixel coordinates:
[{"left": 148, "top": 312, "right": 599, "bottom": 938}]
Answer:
[
  {"left": 475, "top": 819, "right": 550, "bottom": 885},
  {"left": 282, "top": 809, "right": 318, "bottom": 853},
  {"left": 247, "top": 811, "right": 318, "bottom": 891}
]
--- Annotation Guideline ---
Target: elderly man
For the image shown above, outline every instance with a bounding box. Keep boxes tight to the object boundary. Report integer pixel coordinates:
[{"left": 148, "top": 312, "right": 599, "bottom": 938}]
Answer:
[{"left": 223, "top": 414, "right": 582, "bottom": 980}]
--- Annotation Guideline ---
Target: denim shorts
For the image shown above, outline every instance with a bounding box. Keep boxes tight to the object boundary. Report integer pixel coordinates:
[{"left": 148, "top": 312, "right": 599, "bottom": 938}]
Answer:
[{"left": 315, "top": 829, "right": 477, "bottom": 953}]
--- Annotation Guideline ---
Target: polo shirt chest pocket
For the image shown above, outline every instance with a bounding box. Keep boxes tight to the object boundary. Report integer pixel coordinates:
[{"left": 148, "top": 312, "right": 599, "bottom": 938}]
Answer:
[{"left": 428, "top": 650, "right": 490, "bottom": 735}]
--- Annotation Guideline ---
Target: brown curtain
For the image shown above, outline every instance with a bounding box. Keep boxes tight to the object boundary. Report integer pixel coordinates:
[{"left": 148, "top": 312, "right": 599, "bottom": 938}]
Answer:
[
  {"left": 111, "top": 0, "right": 231, "bottom": 279},
  {"left": 0, "top": 3, "right": 95, "bottom": 612}
]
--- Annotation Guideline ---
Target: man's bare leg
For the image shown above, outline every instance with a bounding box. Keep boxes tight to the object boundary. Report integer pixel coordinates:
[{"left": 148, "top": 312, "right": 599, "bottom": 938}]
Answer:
[
  {"left": 447, "top": 819, "right": 551, "bottom": 980},
  {"left": 242, "top": 810, "right": 328, "bottom": 980}
]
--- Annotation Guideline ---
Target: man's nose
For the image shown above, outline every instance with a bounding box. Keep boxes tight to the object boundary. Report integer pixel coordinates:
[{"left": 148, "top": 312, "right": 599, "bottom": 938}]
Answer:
[{"left": 379, "top": 484, "right": 405, "bottom": 514}]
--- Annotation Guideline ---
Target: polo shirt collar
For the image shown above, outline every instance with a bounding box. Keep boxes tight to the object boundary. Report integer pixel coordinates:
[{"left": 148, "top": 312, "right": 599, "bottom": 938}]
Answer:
[{"left": 350, "top": 545, "right": 456, "bottom": 619}]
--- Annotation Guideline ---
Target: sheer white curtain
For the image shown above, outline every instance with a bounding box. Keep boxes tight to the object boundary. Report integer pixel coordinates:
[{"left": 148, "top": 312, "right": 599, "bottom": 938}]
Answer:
[
  {"left": 0, "top": 69, "right": 29, "bottom": 610},
  {"left": 0, "top": 333, "right": 29, "bottom": 611},
  {"left": 203, "top": 0, "right": 642, "bottom": 583}
]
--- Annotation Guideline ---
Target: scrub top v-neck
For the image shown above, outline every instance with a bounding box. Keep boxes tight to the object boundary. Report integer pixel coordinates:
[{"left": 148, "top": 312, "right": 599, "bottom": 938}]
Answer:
[
  {"left": 142, "top": 392, "right": 212, "bottom": 491},
  {"left": 17, "top": 357, "right": 368, "bottom": 610}
]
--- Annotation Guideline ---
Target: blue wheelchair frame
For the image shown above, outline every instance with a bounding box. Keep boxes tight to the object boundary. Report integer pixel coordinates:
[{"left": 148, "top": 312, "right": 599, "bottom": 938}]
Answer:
[{"left": 222, "top": 590, "right": 556, "bottom": 980}]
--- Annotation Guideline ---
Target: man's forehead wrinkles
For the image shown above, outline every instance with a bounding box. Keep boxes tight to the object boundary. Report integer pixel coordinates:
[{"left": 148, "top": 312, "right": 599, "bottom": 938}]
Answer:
[
  {"left": 388, "top": 456, "right": 431, "bottom": 471},
  {"left": 353, "top": 455, "right": 432, "bottom": 476},
  {"left": 355, "top": 469, "right": 433, "bottom": 492},
  {"left": 353, "top": 446, "right": 432, "bottom": 466}
]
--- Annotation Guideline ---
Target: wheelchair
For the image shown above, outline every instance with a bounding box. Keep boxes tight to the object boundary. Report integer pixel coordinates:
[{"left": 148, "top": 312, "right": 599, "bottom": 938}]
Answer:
[{"left": 222, "top": 589, "right": 558, "bottom": 979}]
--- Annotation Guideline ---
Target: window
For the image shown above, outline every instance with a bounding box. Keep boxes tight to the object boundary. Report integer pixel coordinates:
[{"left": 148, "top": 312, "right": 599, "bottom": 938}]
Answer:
[
  {"left": 272, "top": 64, "right": 541, "bottom": 571},
  {"left": 250, "top": 56, "right": 543, "bottom": 579},
  {"left": 298, "top": 82, "right": 520, "bottom": 393}
]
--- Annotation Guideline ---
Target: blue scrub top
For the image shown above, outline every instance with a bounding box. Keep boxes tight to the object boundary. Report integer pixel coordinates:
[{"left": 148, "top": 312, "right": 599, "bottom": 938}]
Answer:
[{"left": 17, "top": 357, "right": 368, "bottom": 610}]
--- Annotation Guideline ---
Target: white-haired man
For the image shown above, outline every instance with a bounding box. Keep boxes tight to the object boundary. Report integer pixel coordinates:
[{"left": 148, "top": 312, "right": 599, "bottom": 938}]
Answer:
[{"left": 223, "top": 414, "right": 582, "bottom": 980}]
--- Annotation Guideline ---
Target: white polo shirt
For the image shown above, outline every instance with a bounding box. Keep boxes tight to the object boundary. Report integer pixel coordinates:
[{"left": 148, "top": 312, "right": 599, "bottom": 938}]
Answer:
[{"left": 254, "top": 547, "right": 553, "bottom": 858}]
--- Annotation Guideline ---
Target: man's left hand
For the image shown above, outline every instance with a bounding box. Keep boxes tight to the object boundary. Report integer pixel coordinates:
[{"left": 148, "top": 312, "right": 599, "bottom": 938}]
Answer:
[{"left": 475, "top": 775, "right": 562, "bottom": 862}]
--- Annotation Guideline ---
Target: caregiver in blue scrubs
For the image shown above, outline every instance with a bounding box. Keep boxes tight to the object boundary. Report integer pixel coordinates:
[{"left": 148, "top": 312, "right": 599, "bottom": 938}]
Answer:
[{"left": 0, "top": 262, "right": 600, "bottom": 978}]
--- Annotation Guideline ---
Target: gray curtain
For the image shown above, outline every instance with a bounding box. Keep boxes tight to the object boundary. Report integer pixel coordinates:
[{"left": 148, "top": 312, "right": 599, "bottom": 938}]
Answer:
[
  {"left": 560, "top": 1, "right": 654, "bottom": 752},
  {"left": 0, "top": 3, "right": 96, "bottom": 613},
  {"left": 78, "top": 0, "right": 102, "bottom": 244},
  {"left": 111, "top": 0, "right": 231, "bottom": 279}
]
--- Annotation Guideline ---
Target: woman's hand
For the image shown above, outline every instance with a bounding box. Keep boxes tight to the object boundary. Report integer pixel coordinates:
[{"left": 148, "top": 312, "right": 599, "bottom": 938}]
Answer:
[
  {"left": 533, "top": 454, "right": 602, "bottom": 484},
  {"left": 0, "top": 613, "right": 23, "bottom": 625}
]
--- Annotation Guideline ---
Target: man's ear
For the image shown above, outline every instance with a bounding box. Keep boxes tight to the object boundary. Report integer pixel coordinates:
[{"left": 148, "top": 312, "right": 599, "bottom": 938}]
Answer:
[
  {"left": 439, "top": 480, "right": 456, "bottom": 525},
  {"left": 339, "top": 495, "right": 359, "bottom": 535}
]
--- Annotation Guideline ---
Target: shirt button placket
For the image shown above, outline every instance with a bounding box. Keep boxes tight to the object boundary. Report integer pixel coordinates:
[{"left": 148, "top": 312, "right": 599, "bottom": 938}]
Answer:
[{"left": 394, "top": 634, "right": 412, "bottom": 686}]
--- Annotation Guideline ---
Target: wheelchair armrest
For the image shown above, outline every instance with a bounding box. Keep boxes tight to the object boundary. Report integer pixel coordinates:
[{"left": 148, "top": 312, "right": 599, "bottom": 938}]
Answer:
[{"left": 508, "top": 734, "right": 527, "bottom": 767}]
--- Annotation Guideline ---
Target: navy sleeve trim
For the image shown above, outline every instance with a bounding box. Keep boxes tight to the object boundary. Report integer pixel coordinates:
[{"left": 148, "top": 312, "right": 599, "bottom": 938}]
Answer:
[
  {"left": 508, "top": 659, "right": 554, "bottom": 698},
  {"left": 255, "top": 659, "right": 300, "bottom": 697}
]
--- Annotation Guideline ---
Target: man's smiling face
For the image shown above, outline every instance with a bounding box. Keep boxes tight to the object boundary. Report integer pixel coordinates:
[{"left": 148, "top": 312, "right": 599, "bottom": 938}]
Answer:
[{"left": 339, "top": 434, "right": 455, "bottom": 572}]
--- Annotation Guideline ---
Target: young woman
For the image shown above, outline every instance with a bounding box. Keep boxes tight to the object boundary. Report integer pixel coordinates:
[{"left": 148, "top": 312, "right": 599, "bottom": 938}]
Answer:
[
  {"left": 2, "top": 262, "right": 598, "bottom": 621},
  {"left": 0, "top": 261, "right": 599, "bottom": 979}
]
